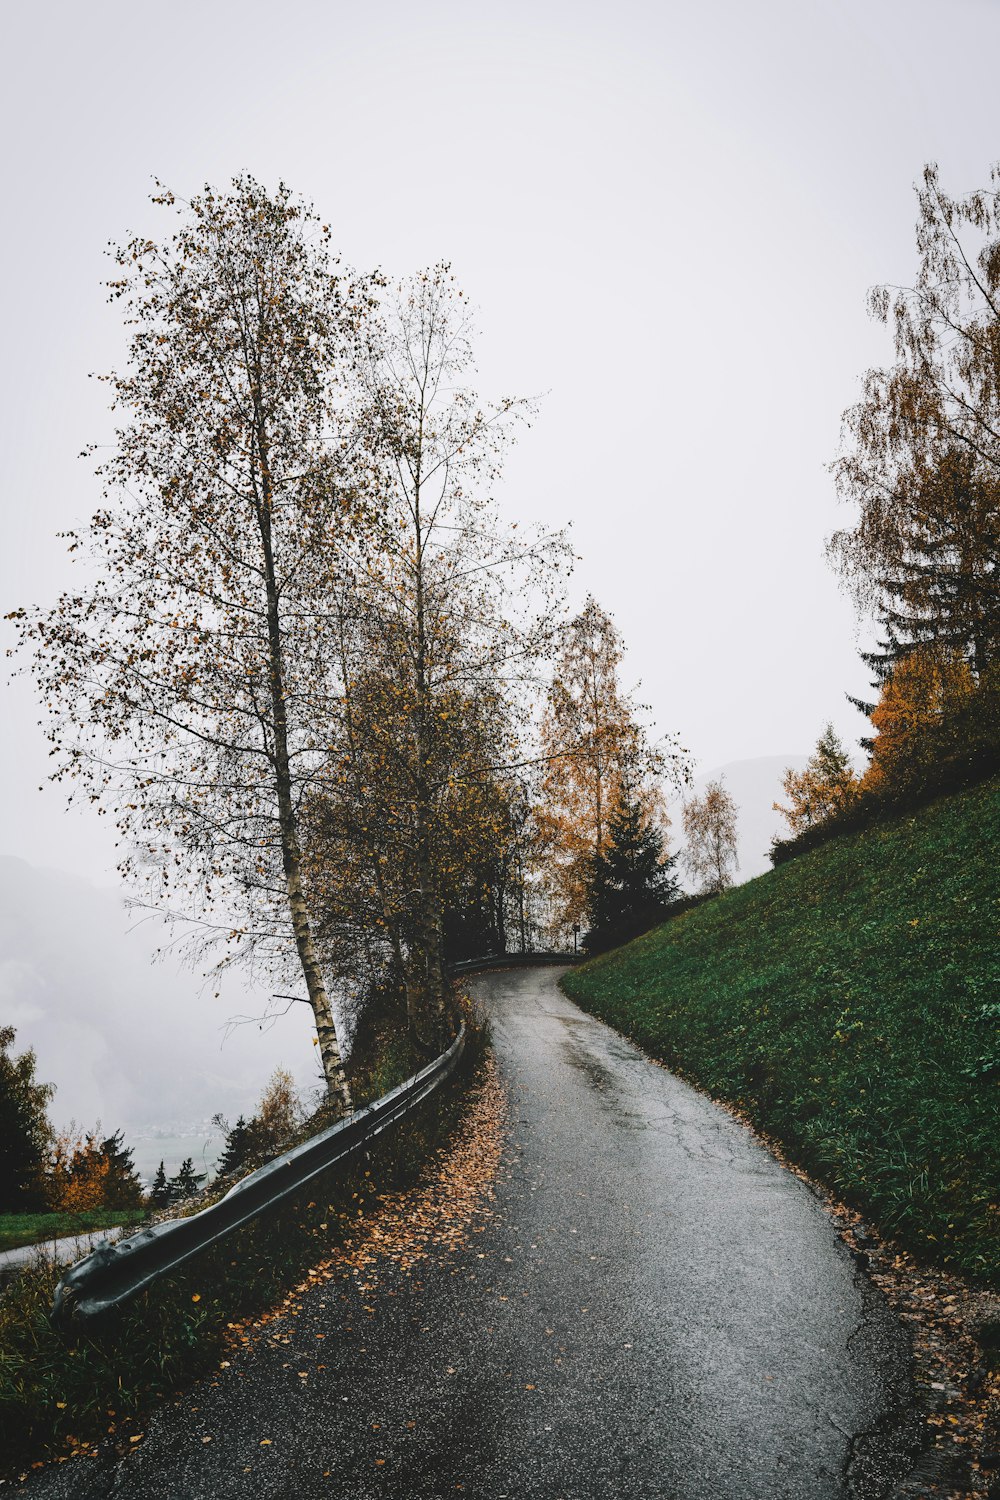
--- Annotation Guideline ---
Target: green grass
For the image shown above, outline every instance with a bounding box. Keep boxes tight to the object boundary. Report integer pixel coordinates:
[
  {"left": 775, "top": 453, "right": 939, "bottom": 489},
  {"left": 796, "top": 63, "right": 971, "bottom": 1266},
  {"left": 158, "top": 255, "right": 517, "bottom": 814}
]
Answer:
[
  {"left": 0, "top": 1212, "right": 144, "bottom": 1255},
  {"left": 0, "top": 1023, "right": 487, "bottom": 1475},
  {"left": 563, "top": 776, "right": 1000, "bottom": 1287}
]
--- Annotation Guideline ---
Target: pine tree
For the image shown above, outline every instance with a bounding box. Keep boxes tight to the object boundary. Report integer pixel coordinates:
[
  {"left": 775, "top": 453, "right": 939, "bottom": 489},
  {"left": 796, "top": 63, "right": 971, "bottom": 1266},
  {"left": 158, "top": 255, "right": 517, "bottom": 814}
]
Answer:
[
  {"left": 149, "top": 1161, "right": 170, "bottom": 1209},
  {"left": 169, "top": 1158, "right": 205, "bottom": 1201},
  {"left": 0, "top": 1027, "right": 53, "bottom": 1212},
  {"left": 216, "top": 1116, "right": 253, "bottom": 1177},
  {"left": 99, "top": 1130, "right": 144, "bottom": 1210},
  {"left": 847, "top": 449, "right": 1000, "bottom": 729},
  {"left": 585, "top": 788, "right": 680, "bottom": 954}
]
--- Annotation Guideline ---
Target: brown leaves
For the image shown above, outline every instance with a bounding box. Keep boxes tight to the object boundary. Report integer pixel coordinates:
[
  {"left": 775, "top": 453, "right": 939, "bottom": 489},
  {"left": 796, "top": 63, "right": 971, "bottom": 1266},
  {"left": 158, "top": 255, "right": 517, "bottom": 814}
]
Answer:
[{"left": 235, "top": 1055, "right": 505, "bottom": 1352}]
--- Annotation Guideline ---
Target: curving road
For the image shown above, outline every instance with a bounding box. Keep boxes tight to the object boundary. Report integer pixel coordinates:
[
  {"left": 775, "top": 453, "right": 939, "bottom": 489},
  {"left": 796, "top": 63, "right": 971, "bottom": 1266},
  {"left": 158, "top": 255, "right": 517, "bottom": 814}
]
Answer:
[{"left": 23, "top": 966, "right": 914, "bottom": 1499}]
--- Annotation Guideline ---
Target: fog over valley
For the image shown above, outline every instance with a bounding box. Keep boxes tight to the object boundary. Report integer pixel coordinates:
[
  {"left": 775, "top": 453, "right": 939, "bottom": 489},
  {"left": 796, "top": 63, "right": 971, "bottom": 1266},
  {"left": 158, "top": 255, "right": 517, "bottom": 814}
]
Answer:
[{"left": 0, "top": 856, "right": 321, "bottom": 1140}]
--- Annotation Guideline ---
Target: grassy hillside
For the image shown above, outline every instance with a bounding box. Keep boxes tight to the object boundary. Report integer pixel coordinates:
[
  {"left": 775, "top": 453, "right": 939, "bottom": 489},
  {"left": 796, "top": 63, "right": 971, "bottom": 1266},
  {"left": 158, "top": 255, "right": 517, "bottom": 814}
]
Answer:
[
  {"left": 562, "top": 776, "right": 1000, "bottom": 1286},
  {"left": 0, "top": 1210, "right": 142, "bottom": 1254}
]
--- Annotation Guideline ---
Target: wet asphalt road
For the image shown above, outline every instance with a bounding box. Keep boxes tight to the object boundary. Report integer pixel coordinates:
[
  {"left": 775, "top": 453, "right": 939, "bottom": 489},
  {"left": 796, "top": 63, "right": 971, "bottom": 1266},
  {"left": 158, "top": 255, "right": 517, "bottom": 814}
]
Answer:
[{"left": 22, "top": 966, "right": 913, "bottom": 1499}]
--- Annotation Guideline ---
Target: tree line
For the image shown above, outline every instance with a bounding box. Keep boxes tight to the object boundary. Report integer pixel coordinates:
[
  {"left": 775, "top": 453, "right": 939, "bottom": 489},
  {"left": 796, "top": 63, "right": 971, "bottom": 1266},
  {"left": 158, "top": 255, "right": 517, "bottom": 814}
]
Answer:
[
  {"left": 0, "top": 1015, "right": 322, "bottom": 1217},
  {"left": 774, "top": 162, "right": 1000, "bottom": 856}
]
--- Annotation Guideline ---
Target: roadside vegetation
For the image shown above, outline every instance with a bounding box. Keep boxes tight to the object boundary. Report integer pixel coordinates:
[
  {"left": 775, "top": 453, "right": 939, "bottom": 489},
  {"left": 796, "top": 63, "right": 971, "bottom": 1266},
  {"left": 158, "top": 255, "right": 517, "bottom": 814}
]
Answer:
[
  {"left": 0, "top": 1211, "right": 143, "bottom": 1256},
  {"left": 563, "top": 775, "right": 1000, "bottom": 1287},
  {"left": 0, "top": 1010, "right": 487, "bottom": 1478}
]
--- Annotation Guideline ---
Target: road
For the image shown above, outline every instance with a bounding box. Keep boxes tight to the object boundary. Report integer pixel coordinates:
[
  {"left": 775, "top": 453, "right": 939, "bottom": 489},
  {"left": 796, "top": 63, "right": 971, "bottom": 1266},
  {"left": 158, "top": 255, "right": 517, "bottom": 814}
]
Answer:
[
  {"left": 0, "top": 1226, "right": 127, "bottom": 1275},
  {"left": 22, "top": 966, "right": 915, "bottom": 1499}
]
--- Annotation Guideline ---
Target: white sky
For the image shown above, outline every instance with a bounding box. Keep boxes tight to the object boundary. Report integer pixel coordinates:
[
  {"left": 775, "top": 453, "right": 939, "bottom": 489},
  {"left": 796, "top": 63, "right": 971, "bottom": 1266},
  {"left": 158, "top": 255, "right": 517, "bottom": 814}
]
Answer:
[{"left": 5, "top": 0, "right": 1000, "bottom": 878}]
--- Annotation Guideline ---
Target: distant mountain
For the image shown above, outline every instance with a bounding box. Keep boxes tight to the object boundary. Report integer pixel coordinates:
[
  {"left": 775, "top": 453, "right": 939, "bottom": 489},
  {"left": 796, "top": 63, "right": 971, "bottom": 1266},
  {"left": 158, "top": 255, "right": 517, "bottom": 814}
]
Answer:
[
  {"left": 0, "top": 857, "right": 321, "bottom": 1137},
  {"left": 673, "top": 755, "right": 810, "bottom": 883}
]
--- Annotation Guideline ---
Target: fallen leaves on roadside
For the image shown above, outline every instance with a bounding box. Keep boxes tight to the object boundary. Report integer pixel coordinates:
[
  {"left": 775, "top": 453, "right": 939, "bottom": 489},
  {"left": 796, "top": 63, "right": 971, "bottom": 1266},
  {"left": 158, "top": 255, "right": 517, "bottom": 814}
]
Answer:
[{"left": 235, "top": 1055, "right": 506, "bottom": 1348}]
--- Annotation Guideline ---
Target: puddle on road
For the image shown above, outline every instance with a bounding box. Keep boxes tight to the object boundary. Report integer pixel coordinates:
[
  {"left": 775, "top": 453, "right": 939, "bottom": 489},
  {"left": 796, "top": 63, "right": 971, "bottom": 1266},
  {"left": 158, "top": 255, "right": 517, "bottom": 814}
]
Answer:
[{"left": 554, "top": 1023, "right": 651, "bottom": 1132}]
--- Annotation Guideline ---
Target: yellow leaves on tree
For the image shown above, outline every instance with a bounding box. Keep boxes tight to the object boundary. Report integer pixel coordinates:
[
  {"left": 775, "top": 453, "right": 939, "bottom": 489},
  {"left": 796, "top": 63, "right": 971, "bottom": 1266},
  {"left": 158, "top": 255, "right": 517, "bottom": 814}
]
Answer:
[
  {"left": 45, "top": 1124, "right": 144, "bottom": 1212},
  {"left": 775, "top": 723, "right": 859, "bottom": 836},
  {"left": 861, "top": 647, "right": 975, "bottom": 792},
  {"left": 537, "top": 596, "right": 681, "bottom": 933}
]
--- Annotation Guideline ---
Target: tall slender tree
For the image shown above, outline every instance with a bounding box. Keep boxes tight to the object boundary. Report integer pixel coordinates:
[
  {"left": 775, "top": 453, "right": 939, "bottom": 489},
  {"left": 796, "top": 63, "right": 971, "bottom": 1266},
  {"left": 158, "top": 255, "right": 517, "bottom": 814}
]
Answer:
[
  {"left": 322, "top": 265, "right": 570, "bottom": 1041},
  {"left": 682, "top": 778, "right": 739, "bottom": 895},
  {"left": 9, "top": 179, "right": 374, "bottom": 1111}
]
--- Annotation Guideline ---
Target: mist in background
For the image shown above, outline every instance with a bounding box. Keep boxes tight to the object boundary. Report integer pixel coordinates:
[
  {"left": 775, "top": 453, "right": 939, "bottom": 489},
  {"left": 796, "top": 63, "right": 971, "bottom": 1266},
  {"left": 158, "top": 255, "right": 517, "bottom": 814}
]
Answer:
[{"left": 0, "top": 858, "right": 320, "bottom": 1141}]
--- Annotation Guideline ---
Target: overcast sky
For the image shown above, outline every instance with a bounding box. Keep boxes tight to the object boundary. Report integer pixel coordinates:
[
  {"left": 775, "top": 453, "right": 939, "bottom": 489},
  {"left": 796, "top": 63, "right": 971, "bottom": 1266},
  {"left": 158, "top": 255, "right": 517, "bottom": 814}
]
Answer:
[{"left": 2, "top": 0, "right": 999, "bottom": 1120}]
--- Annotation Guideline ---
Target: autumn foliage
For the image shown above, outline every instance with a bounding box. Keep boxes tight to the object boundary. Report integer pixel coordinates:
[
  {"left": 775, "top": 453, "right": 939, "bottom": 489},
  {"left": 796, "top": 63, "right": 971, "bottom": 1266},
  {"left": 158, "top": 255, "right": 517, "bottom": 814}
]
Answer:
[
  {"left": 537, "top": 597, "right": 682, "bottom": 936},
  {"left": 45, "top": 1127, "right": 143, "bottom": 1213},
  {"left": 774, "top": 164, "right": 1000, "bottom": 866},
  {"left": 775, "top": 725, "right": 859, "bottom": 836},
  {"left": 9, "top": 187, "right": 573, "bottom": 1085}
]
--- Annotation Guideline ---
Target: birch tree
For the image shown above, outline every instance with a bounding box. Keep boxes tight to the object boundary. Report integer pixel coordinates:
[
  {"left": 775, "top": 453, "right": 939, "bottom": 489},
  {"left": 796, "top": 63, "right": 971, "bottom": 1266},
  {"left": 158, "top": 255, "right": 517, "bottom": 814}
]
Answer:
[
  {"left": 331, "top": 266, "right": 570, "bottom": 1042},
  {"left": 682, "top": 778, "right": 739, "bottom": 894},
  {"left": 8, "top": 179, "right": 372, "bottom": 1112}
]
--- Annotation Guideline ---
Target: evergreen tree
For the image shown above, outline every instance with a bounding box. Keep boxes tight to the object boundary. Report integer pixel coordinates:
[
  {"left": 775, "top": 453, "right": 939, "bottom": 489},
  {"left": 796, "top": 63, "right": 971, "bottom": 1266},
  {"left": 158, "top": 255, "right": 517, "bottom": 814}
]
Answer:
[
  {"left": 149, "top": 1160, "right": 171, "bottom": 1209},
  {"left": 99, "top": 1130, "right": 144, "bottom": 1210},
  {"left": 216, "top": 1116, "right": 254, "bottom": 1177},
  {"left": 848, "top": 449, "right": 1000, "bottom": 730},
  {"left": 0, "top": 1026, "right": 53, "bottom": 1212},
  {"left": 169, "top": 1158, "right": 205, "bottom": 1201},
  {"left": 585, "top": 789, "right": 680, "bottom": 955}
]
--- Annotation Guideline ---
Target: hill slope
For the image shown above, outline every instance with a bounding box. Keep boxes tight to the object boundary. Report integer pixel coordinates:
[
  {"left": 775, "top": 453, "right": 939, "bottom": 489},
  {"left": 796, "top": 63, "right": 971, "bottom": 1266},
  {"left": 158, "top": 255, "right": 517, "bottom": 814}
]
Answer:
[{"left": 563, "top": 776, "right": 1000, "bottom": 1285}]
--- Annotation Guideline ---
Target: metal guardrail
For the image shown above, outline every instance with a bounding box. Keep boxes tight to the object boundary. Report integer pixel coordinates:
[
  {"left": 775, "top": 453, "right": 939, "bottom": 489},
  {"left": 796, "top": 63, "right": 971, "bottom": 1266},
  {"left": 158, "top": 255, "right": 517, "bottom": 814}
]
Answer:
[
  {"left": 49, "top": 949, "right": 577, "bottom": 1325},
  {"left": 449, "top": 949, "right": 578, "bottom": 976},
  {"left": 51, "top": 1024, "right": 466, "bottom": 1326}
]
